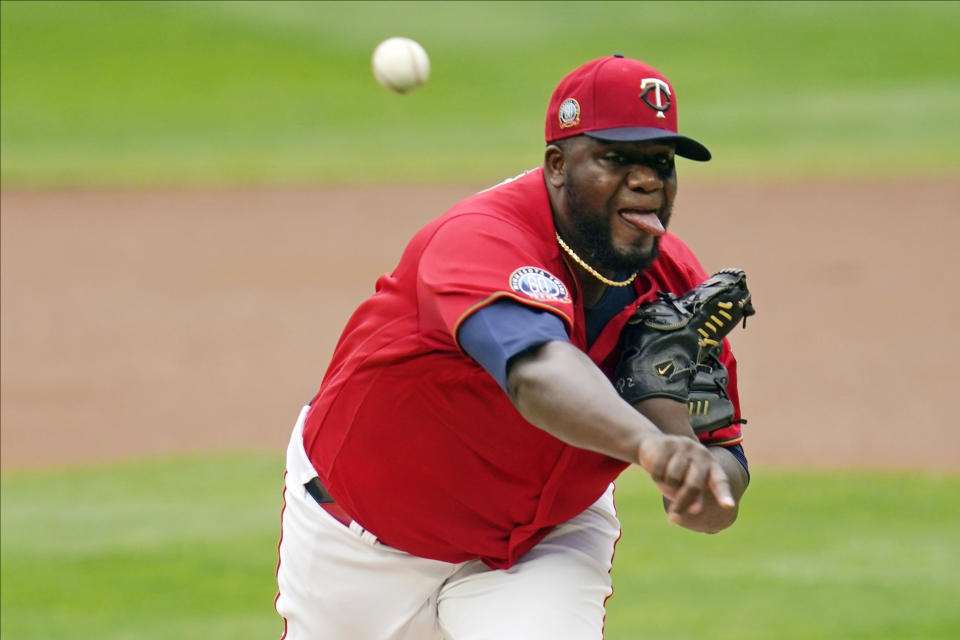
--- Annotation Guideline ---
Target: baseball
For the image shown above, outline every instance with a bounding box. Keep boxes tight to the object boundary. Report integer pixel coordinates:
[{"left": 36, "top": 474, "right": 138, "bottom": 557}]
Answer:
[{"left": 371, "top": 37, "right": 430, "bottom": 94}]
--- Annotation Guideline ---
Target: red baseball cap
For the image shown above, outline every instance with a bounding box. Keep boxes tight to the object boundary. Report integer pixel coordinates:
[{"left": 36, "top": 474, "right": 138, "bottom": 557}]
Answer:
[{"left": 545, "top": 55, "right": 711, "bottom": 161}]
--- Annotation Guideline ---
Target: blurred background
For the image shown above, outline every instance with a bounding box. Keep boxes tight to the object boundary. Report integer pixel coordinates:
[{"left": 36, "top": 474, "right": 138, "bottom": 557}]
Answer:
[
  {"left": 2, "top": 2, "right": 958, "bottom": 639},
  {"left": 3, "top": 0, "right": 958, "bottom": 186}
]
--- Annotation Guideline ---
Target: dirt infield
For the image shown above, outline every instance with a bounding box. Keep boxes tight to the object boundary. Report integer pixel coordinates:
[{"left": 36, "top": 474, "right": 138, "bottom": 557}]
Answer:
[{"left": 2, "top": 179, "right": 958, "bottom": 471}]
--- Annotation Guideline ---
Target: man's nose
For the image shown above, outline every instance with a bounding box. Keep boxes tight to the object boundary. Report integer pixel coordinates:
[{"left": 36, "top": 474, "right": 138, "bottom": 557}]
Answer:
[{"left": 625, "top": 164, "right": 663, "bottom": 192}]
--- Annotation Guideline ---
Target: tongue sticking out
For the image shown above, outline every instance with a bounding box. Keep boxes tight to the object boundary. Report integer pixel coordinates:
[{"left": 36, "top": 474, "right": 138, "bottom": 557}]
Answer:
[{"left": 621, "top": 211, "right": 665, "bottom": 237}]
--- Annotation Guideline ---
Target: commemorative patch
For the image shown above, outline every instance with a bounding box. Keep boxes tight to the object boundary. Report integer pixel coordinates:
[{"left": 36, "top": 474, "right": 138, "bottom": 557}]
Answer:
[
  {"left": 558, "top": 98, "right": 580, "bottom": 129},
  {"left": 509, "top": 267, "right": 571, "bottom": 303}
]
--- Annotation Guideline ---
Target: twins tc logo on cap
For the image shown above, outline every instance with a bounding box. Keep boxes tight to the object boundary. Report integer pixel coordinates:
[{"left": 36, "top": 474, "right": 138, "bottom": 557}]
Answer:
[
  {"left": 558, "top": 98, "right": 580, "bottom": 129},
  {"left": 558, "top": 78, "right": 671, "bottom": 130},
  {"left": 509, "top": 267, "right": 571, "bottom": 303},
  {"left": 639, "top": 78, "right": 671, "bottom": 119}
]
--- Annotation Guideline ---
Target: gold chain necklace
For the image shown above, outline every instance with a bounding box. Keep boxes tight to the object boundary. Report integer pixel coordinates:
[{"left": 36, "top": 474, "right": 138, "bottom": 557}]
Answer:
[{"left": 555, "top": 232, "right": 637, "bottom": 287}]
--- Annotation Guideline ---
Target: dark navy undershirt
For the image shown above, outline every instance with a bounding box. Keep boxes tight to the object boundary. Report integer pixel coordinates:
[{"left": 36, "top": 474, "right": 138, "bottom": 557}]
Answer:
[
  {"left": 459, "top": 286, "right": 636, "bottom": 392},
  {"left": 584, "top": 281, "right": 639, "bottom": 346},
  {"left": 457, "top": 288, "right": 748, "bottom": 474}
]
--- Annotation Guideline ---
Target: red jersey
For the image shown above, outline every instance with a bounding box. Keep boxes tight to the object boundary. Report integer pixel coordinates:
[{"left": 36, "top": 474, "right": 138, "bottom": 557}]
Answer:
[{"left": 302, "top": 168, "right": 742, "bottom": 569}]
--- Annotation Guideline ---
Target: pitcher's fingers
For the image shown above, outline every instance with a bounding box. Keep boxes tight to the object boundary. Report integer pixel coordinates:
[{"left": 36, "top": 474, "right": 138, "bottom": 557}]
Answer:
[
  {"left": 667, "top": 491, "right": 705, "bottom": 523},
  {"left": 707, "top": 464, "right": 736, "bottom": 508},
  {"left": 663, "top": 452, "right": 691, "bottom": 489},
  {"left": 655, "top": 480, "right": 680, "bottom": 503},
  {"left": 668, "top": 495, "right": 704, "bottom": 523},
  {"left": 668, "top": 462, "right": 707, "bottom": 516}
]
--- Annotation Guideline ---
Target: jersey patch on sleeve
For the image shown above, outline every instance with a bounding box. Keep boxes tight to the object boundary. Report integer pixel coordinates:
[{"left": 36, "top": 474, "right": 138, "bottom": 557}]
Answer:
[{"left": 509, "top": 267, "right": 571, "bottom": 304}]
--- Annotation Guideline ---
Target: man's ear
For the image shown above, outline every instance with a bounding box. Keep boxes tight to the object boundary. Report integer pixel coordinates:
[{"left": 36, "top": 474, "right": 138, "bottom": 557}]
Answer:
[{"left": 544, "top": 144, "right": 566, "bottom": 189}]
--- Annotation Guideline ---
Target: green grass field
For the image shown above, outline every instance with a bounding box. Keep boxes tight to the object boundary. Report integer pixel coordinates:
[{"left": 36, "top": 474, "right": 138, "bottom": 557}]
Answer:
[
  {"left": 2, "top": 1, "right": 958, "bottom": 186},
  {"left": 2, "top": 457, "right": 958, "bottom": 639}
]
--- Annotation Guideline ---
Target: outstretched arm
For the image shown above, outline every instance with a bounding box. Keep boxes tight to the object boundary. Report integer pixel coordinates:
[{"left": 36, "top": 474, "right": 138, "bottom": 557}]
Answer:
[{"left": 506, "top": 340, "right": 736, "bottom": 519}]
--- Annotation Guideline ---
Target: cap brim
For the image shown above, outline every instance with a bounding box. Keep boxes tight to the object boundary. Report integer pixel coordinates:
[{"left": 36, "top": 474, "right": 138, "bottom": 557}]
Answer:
[{"left": 585, "top": 127, "right": 711, "bottom": 161}]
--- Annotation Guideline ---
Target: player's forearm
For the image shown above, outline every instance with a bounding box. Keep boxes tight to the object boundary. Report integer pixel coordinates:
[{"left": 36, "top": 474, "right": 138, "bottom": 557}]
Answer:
[
  {"left": 506, "top": 340, "right": 660, "bottom": 465},
  {"left": 631, "top": 397, "right": 698, "bottom": 439},
  {"left": 663, "top": 445, "right": 749, "bottom": 533}
]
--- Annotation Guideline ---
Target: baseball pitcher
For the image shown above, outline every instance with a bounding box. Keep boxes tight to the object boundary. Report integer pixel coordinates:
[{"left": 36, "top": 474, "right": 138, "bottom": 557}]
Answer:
[{"left": 275, "top": 55, "right": 755, "bottom": 639}]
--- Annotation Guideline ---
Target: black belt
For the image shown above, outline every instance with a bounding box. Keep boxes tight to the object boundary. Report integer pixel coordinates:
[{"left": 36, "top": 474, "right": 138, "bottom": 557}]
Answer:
[
  {"left": 305, "top": 476, "right": 335, "bottom": 503},
  {"left": 304, "top": 477, "right": 352, "bottom": 527}
]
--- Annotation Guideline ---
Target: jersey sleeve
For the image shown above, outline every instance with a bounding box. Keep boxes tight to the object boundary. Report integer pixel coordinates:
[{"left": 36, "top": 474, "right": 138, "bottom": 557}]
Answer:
[
  {"left": 458, "top": 299, "right": 570, "bottom": 391},
  {"left": 417, "top": 213, "right": 574, "bottom": 349},
  {"left": 723, "top": 442, "right": 749, "bottom": 478}
]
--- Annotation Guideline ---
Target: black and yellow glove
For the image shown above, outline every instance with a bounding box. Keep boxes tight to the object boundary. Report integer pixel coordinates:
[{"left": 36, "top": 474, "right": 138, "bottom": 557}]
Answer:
[
  {"left": 686, "top": 355, "right": 738, "bottom": 434},
  {"left": 613, "top": 268, "right": 755, "bottom": 431}
]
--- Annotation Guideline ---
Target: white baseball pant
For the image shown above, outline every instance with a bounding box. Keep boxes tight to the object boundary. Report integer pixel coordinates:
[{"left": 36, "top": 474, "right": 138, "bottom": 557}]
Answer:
[{"left": 275, "top": 406, "right": 621, "bottom": 639}]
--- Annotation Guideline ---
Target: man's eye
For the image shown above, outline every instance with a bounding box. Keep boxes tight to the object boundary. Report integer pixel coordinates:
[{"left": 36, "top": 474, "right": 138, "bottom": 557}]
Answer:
[{"left": 604, "top": 153, "right": 628, "bottom": 165}]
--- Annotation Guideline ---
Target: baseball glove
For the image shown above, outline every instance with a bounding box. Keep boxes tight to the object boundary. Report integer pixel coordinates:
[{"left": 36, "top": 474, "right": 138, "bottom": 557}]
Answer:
[
  {"left": 687, "top": 355, "right": 736, "bottom": 434},
  {"left": 613, "top": 268, "right": 755, "bottom": 413}
]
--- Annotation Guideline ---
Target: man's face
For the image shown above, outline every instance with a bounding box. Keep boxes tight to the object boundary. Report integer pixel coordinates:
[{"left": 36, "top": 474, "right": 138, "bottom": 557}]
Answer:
[{"left": 551, "top": 136, "right": 678, "bottom": 275}]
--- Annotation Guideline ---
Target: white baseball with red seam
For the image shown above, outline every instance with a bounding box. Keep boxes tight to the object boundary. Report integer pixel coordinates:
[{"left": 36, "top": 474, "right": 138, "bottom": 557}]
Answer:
[{"left": 371, "top": 37, "right": 430, "bottom": 94}]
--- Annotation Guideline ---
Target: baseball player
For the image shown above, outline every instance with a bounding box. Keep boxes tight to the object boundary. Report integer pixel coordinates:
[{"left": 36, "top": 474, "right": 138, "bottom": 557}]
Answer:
[{"left": 275, "top": 55, "right": 753, "bottom": 639}]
